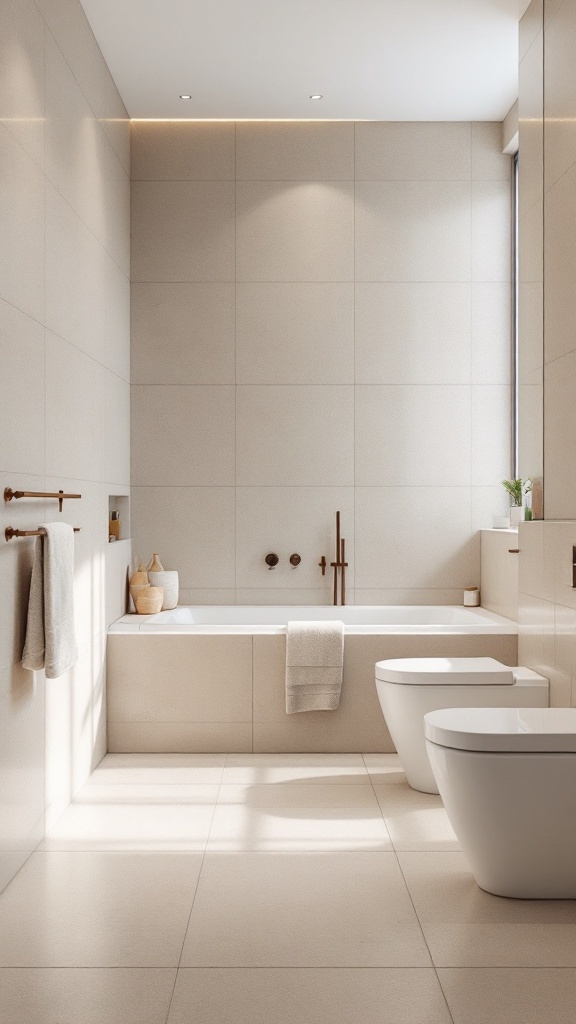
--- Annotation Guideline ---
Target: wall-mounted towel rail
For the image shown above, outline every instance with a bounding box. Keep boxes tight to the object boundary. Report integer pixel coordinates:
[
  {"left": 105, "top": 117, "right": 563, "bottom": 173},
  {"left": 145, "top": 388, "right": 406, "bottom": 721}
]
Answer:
[
  {"left": 4, "top": 488, "right": 81, "bottom": 512},
  {"left": 5, "top": 526, "right": 81, "bottom": 542}
]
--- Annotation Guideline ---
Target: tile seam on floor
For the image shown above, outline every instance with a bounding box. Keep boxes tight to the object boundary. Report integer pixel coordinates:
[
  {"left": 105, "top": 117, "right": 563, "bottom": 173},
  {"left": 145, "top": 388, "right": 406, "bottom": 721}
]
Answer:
[
  {"left": 162, "top": 756, "right": 228, "bottom": 1020},
  {"left": 362, "top": 755, "right": 455, "bottom": 1023}
]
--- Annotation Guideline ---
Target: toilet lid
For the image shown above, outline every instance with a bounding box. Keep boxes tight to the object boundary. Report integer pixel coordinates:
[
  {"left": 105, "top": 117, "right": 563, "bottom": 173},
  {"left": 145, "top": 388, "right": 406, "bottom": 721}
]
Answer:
[
  {"left": 425, "top": 707, "right": 576, "bottom": 752},
  {"left": 375, "top": 657, "right": 514, "bottom": 686}
]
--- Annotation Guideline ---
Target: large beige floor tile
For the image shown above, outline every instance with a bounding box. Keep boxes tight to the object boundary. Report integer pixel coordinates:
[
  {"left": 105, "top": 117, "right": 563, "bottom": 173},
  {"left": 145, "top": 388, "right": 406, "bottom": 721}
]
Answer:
[
  {"left": 89, "top": 753, "right": 226, "bottom": 786},
  {"left": 207, "top": 784, "right": 391, "bottom": 852},
  {"left": 221, "top": 754, "right": 370, "bottom": 785},
  {"left": 180, "top": 852, "right": 431, "bottom": 967},
  {"left": 373, "top": 783, "right": 460, "bottom": 852},
  {"left": 399, "top": 852, "right": 576, "bottom": 967},
  {"left": 0, "top": 852, "right": 202, "bottom": 966},
  {"left": 168, "top": 968, "right": 451, "bottom": 1024},
  {"left": 39, "top": 783, "right": 218, "bottom": 851},
  {"left": 362, "top": 753, "right": 405, "bottom": 781},
  {"left": 438, "top": 968, "right": 576, "bottom": 1024},
  {"left": 0, "top": 968, "right": 176, "bottom": 1024}
]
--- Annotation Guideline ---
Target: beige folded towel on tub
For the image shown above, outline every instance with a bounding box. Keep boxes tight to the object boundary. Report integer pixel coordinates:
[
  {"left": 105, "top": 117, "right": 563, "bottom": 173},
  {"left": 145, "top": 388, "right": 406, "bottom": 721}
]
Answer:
[
  {"left": 22, "top": 522, "right": 78, "bottom": 679},
  {"left": 285, "top": 620, "right": 344, "bottom": 714}
]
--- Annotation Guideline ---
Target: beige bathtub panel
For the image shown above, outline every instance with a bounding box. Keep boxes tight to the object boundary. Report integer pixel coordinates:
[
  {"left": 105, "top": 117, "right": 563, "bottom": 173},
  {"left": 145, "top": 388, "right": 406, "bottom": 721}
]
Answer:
[
  {"left": 107, "top": 635, "right": 252, "bottom": 723},
  {"left": 108, "top": 722, "right": 252, "bottom": 753}
]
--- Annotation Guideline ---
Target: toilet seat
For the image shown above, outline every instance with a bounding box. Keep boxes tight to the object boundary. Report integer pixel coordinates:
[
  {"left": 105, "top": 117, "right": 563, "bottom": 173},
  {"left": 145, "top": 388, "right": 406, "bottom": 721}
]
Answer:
[
  {"left": 375, "top": 657, "right": 514, "bottom": 686},
  {"left": 425, "top": 706, "right": 576, "bottom": 752}
]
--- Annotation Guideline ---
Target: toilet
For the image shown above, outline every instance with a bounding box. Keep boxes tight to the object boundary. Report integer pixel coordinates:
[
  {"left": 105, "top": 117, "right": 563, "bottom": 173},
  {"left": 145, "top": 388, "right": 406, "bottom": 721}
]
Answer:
[
  {"left": 375, "top": 658, "right": 549, "bottom": 793},
  {"left": 425, "top": 707, "right": 576, "bottom": 899}
]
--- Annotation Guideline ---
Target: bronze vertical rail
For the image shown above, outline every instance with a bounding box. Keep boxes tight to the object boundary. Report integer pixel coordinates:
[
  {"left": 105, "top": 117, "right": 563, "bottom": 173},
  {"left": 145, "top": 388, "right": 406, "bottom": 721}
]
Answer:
[
  {"left": 330, "top": 510, "right": 342, "bottom": 605},
  {"left": 340, "top": 537, "right": 348, "bottom": 606}
]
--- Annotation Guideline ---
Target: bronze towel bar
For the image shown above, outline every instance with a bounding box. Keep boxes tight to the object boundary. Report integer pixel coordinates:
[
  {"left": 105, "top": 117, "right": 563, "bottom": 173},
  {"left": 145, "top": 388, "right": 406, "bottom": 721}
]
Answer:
[
  {"left": 4, "top": 488, "right": 82, "bottom": 512},
  {"left": 5, "top": 526, "right": 81, "bottom": 542}
]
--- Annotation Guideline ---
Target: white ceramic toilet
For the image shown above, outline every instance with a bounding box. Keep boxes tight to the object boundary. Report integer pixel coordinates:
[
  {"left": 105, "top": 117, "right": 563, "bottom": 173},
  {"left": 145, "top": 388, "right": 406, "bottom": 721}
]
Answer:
[
  {"left": 425, "top": 707, "right": 576, "bottom": 898},
  {"left": 375, "top": 658, "right": 549, "bottom": 793}
]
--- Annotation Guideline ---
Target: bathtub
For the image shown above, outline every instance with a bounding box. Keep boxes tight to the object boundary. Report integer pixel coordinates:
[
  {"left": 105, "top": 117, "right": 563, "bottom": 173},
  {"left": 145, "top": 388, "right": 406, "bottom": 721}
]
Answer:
[
  {"left": 107, "top": 606, "right": 518, "bottom": 754},
  {"left": 109, "top": 605, "right": 517, "bottom": 635}
]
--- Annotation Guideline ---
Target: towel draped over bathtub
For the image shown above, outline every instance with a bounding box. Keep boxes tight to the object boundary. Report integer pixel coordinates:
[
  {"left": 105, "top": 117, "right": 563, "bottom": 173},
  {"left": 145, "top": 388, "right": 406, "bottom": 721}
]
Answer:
[
  {"left": 285, "top": 620, "right": 344, "bottom": 713},
  {"left": 22, "top": 522, "right": 78, "bottom": 679}
]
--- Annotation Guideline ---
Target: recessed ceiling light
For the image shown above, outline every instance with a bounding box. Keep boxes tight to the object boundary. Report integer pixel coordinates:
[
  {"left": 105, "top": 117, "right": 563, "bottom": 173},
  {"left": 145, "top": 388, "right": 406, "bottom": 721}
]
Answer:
[
  {"left": 180, "top": 94, "right": 192, "bottom": 100},
  {"left": 310, "top": 94, "right": 323, "bottom": 100}
]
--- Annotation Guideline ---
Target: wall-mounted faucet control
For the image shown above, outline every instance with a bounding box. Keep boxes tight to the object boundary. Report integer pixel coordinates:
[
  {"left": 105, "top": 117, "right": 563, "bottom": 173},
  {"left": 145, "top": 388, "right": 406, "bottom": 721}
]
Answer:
[
  {"left": 572, "top": 546, "right": 576, "bottom": 589},
  {"left": 265, "top": 553, "right": 279, "bottom": 569},
  {"left": 289, "top": 554, "right": 301, "bottom": 566}
]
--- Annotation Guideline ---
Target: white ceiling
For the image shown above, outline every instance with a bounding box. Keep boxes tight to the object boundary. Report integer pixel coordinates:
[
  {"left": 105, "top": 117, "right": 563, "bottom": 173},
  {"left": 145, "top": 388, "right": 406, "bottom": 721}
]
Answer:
[{"left": 80, "top": 0, "right": 530, "bottom": 121}]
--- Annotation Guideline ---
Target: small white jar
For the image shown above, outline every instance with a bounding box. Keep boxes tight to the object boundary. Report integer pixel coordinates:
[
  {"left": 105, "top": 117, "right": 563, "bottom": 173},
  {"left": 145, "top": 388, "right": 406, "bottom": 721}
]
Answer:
[{"left": 463, "top": 587, "right": 480, "bottom": 607}]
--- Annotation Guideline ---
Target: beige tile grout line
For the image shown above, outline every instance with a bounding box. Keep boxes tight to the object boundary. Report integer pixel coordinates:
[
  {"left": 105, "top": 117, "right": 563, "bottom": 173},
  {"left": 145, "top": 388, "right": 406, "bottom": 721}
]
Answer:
[
  {"left": 163, "top": 756, "right": 226, "bottom": 1023},
  {"left": 362, "top": 754, "right": 455, "bottom": 1024}
]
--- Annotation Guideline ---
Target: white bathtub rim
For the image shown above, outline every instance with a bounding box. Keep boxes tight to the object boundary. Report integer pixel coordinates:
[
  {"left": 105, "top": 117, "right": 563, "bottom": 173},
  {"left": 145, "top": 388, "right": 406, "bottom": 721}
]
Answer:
[{"left": 108, "top": 605, "right": 517, "bottom": 636}]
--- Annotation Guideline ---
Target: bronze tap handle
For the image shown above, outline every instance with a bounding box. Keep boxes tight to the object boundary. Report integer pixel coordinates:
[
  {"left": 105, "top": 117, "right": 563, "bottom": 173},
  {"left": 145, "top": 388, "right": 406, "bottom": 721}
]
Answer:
[{"left": 265, "top": 553, "right": 279, "bottom": 569}]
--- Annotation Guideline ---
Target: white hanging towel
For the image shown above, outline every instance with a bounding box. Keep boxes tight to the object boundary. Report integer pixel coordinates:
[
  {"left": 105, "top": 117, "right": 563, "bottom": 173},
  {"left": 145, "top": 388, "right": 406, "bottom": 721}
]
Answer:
[
  {"left": 285, "top": 620, "right": 344, "bottom": 713},
  {"left": 22, "top": 523, "right": 78, "bottom": 679}
]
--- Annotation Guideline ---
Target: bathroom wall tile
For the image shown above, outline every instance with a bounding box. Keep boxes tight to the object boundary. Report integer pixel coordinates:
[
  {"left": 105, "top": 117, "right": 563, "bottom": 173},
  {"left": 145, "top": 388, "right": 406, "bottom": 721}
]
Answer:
[
  {"left": 0, "top": 125, "right": 44, "bottom": 321},
  {"left": 400, "top": 851, "right": 576, "bottom": 967},
  {"left": 45, "top": 185, "right": 130, "bottom": 379},
  {"left": 103, "top": 372, "right": 130, "bottom": 486},
  {"left": 104, "top": 537, "right": 131, "bottom": 627},
  {"left": 45, "top": 331, "right": 104, "bottom": 483},
  {"left": 0, "top": 0, "right": 45, "bottom": 168},
  {"left": 518, "top": 382, "right": 543, "bottom": 482},
  {"left": 108, "top": 722, "right": 252, "bottom": 754},
  {"left": 44, "top": 639, "right": 105, "bottom": 827},
  {"left": 168, "top": 967, "right": 451, "bottom": 1024},
  {"left": 355, "top": 181, "right": 471, "bottom": 282},
  {"left": 131, "top": 487, "right": 235, "bottom": 588},
  {"left": 236, "top": 283, "right": 354, "bottom": 385},
  {"left": 236, "top": 386, "right": 354, "bottom": 486},
  {"left": 107, "top": 635, "right": 252, "bottom": 724},
  {"left": 45, "top": 32, "right": 130, "bottom": 275},
  {"left": 544, "top": 350, "right": 576, "bottom": 518},
  {"left": 552, "top": 602, "right": 576, "bottom": 706},
  {"left": 355, "top": 386, "right": 471, "bottom": 486},
  {"left": 355, "top": 122, "right": 471, "bottom": 181},
  {"left": 471, "top": 486, "right": 511, "bottom": 532},
  {"left": 471, "top": 284, "right": 513, "bottom": 384},
  {"left": 518, "top": 521, "right": 555, "bottom": 602},
  {"left": 181, "top": 852, "right": 430, "bottom": 967},
  {"left": 132, "top": 386, "right": 235, "bottom": 486},
  {"left": 0, "top": 850, "right": 202, "bottom": 966},
  {"left": 235, "top": 487, "right": 354, "bottom": 589},
  {"left": 98, "top": 75, "right": 130, "bottom": 178},
  {"left": 236, "top": 589, "right": 334, "bottom": 606},
  {"left": 236, "top": 181, "right": 354, "bottom": 282},
  {"left": 519, "top": 201, "right": 543, "bottom": 286},
  {"left": 439, "top": 967, "right": 576, "bottom": 1024},
  {"left": 480, "top": 529, "right": 518, "bottom": 621},
  {"left": 39, "top": 0, "right": 108, "bottom": 127},
  {"left": 355, "top": 488, "right": 478, "bottom": 589},
  {"left": 236, "top": 121, "right": 354, "bottom": 180},
  {"left": 471, "top": 123, "right": 512, "bottom": 181},
  {"left": 519, "top": 24, "right": 543, "bottom": 217},
  {"left": 518, "top": 282, "right": 543, "bottom": 384},
  {"left": 549, "top": 521, "right": 576, "bottom": 609},
  {"left": 131, "top": 181, "right": 236, "bottom": 282},
  {"left": 514, "top": 590, "right": 554, "bottom": 686},
  {"left": 519, "top": 0, "right": 543, "bottom": 62},
  {"left": 131, "top": 121, "right": 235, "bottom": 180},
  {"left": 471, "top": 386, "right": 512, "bottom": 486},
  {"left": 0, "top": 967, "right": 176, "bottom": 1024},
  {"left": 544, "top": 0, "right": 576, "bottom": 191},
  {"left": 0, "top": 676, "right": 45, "bottom": 855},
  {"left": 178, "top": 589, "right": 236, "bottom": 607},
  {"left": 0, "top": 301, "right": 45, "bottom": 477},
  {"left": 353, "top": 589, "right": 465, "bottom": 606},
  {"left": 131, "top": 283, "right": 235, "bottom": 385},
  {"left": 354, "top": 284, "right": 471, "bottom": 385},
  {"left": 544, "top": 164, "right": 576, "bottom": 364},
  {"left": 471, "top": 181, "right": 512, "bottom": 282}
]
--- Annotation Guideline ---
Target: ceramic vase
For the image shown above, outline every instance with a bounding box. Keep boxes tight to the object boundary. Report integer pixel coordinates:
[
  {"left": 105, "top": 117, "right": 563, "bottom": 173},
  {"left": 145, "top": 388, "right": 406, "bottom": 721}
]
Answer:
[
  {"left": 148, "top": 570, "right": 179, "bottom": 610},
  {"left": 135, "top": 586, "right": 164, "bottom": 615},
  {"left": 510, "top": 506, "right": 525, "bottom": 527},
  {"left": 148, "top": 553, "right": 164, "bottom": 572}
]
